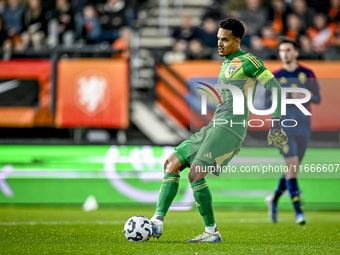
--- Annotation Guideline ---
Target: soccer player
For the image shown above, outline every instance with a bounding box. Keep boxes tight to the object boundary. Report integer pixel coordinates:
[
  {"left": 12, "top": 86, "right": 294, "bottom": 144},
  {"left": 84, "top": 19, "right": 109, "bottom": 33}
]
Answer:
[
  {"left": 150, "top": 18, "right": 288, "bottom": 243},
  {"left": 265, "top": 38, "right": 321, "bottom": 225}
]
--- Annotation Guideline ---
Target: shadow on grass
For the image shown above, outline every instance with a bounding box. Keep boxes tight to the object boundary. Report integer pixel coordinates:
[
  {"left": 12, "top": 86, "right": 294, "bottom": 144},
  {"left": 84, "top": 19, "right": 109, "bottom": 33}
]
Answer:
[{"left": 149, "top": 240, "right": 186, "bottom": 244}]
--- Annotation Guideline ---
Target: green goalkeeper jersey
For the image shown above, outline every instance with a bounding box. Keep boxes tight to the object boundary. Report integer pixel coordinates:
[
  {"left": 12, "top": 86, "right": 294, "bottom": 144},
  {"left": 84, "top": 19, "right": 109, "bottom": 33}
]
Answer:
[{"left": 214, "top": 49, "right": 282, "bottom": 141}]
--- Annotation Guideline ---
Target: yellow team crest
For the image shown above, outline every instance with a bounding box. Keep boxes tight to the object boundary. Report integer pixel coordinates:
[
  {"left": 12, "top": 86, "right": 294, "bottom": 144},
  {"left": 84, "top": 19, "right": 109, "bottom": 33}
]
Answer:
[
  {"left": 283, "top": 144, "right": 289, "bottom": 154},
  {"left": 229, "top": 64, "right": 236, "bottom": 76},
  {"left": 279, "top": 76, "right": 287, "bottom": 84},
  {"left": 224, "top": 58, "right": 242, "bottom": 79},
  {"left": 298, "top": 72, "right": 307, "bottom": 84},
  {"left": 293, "top": 196, "right": 300, "bottom": 202}
]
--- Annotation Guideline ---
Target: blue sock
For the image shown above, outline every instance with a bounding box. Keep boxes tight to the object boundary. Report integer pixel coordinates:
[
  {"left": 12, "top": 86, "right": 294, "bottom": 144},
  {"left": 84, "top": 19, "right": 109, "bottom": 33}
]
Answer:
[
  {"left": 273, "top": 175, "right": 286, "bottom": 204},
  {"left": 286, "top": 178, "right": 302, "bottom": 214}
]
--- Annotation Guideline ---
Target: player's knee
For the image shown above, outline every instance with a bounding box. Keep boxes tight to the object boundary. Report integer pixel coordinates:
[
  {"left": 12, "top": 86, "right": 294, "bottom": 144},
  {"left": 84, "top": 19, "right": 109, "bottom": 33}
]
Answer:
[
  {"left": 284, "top": 156, "right": 300, "bottom": 178},
  {"left": 164, "top": 158, "right": 171, "bottom": 172},
  {"left": 164, "top": 155, "right": 181, "bottom": 175},
  {"left": 285, "top": 169, "right": 298, "bottom": 179},
  {"left": 188, "top": 164, "right": 205, "bottom": 182},
  {"left": 187, "top": 170, "right": 196, "bottom": 182}
]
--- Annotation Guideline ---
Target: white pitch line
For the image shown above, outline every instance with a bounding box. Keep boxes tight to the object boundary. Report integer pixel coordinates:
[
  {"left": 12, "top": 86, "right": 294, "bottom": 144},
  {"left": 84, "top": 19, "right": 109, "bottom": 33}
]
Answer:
[
  {"left": 167, "top": 218, "right": 272, "bottom": 223},
  {"left": 0, "top": 220, "right": 126, "bottom": 226},
  {"left": 0, "top": 218, "right": 273, "bottom": 226}
]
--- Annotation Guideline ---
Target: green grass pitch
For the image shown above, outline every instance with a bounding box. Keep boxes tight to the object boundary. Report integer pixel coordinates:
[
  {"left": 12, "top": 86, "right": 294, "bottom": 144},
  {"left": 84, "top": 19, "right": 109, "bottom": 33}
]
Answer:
[{"left": 1, "top": 207, "right": 339, "bottom": 254}]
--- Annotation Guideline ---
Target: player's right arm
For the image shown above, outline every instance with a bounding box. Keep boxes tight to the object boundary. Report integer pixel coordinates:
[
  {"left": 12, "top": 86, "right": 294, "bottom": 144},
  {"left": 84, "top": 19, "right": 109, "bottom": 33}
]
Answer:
[{"left": 307, "top": 70, "right": 321, "bottom": 104}]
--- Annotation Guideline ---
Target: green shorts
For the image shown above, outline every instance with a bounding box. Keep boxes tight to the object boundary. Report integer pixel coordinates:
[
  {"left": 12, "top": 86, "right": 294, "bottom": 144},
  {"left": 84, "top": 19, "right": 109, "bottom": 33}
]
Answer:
[{"left": 173, "top": 123, "right": 242, "bottom": 170}]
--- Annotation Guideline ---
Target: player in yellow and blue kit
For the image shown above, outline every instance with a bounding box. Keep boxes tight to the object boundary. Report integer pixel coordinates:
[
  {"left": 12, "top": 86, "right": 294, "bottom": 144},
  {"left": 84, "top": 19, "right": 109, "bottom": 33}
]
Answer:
[
  {"left": 265, "top": 38, "right": 321, "bottom": 225},
  {"left": 150, "top": 18, "right": 288, "bottom": 243}
]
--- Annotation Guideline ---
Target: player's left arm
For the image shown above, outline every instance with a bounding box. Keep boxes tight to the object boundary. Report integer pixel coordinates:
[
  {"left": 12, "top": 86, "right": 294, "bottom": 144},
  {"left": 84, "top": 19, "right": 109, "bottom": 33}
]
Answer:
[
  {"left": 264, "top": 89, "right": 272, "bottom": 109},
  {"left": 257, "top": 70, "right": 282, "bottom": 119},
  {"left": 257, "top": 69, "right": 288, "bottom": 148},
  {"left": 244, "top": 55, "right": 288, "bottom": 148},
  {"left": 307, "top": 70, "right": 321, "bottom": 104},
  {"left": 243, "top": 55, "right": 282, "bottom": 119}
]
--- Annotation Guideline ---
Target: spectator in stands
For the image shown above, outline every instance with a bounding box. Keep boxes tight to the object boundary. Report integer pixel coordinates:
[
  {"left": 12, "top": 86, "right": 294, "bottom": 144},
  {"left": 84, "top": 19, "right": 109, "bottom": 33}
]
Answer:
[
  {"left": 163, "top": 39, "right": 187, "bottom": 64},
  {"left": 88, "top": 0, "right": 106, "bottom": 14},
  {"left": 0, "top": 12, "right": 6, "bottom": 48},
  {"left": 172, "top": 13, "right": 199, "bottom": 42},
  {"left": 187, "top": 39, "right": 211, "bottom": 60},
  {"left": 76, "top": 5, "right": 101, "bottom": 44},
  {"left": 99, "top": 0, "right": 128, "bottom": 43},
  {"left": 261, "top": 26, "right": 278, "bottom": 49},
  {"left": 327, "top": 27, "right": 340, "bottom": 59},
  {"left": 267, "top": 0, "right": 291, "bottom": 35},
  {"left": 292, "top": 0, "right": 316, "bottom": 31},
  {"left": 69, "top": 0, "right": 89, "bottom": 45},
  {"left": 298, "top": 35, "right": 321, "bottom": 59},
  {"left": 42, "top": 0, "right": 57, "bottom": 13},
  {"left": 307, "top": 13, "right": 337, "bottom": 53},
  {"left": 325, "top": 2, "right": 340, "bottom": 60},
  {"left": 285, "top": 13, "right": 305, "bottom": 42},
  {"left": 198, "top": 18, "right": 218, "bottom": 49},
  {"left": 305, "top": 0, "right": 330, "bottom": 14},
  {"left": 248, "top": 35, "right": 276, "bottom": 60},
  {"left": 0, "top": 0, "right": 6, "bottom": 48},
  {"left": 2, "top": 0, "right": 25, "bottom": 50},
  {"left": 70, "top": 0, "right": 88, "bottom": 15},
  {"left": 225, "top": 0, "right": 246, "bottom": 19},
  {"left": 21, "top": 0, "right": 48, "bottom": 50},
  {"left": 328, "top": 0, "right": 340, "bottom": 23},
  {"left": 239, "top": 22, "right": 251, "bottom": 49},
  {"left": 0, "top": 0, "right": 5, "bottom": 13},
  {"left": 48, "top": 0, "right": 75, "bottom": 47},
  {"left": 202, "top": 0, "right": 225, "bottom": 22},
  {"left": 112, "top": 26, "right": 131, "bottom": 58},
  {"left": 173, "top": 39, "right": 188, "bottom": 52},
  {"left": 238, "top": 0, "right": 267, "bottom": 36}
]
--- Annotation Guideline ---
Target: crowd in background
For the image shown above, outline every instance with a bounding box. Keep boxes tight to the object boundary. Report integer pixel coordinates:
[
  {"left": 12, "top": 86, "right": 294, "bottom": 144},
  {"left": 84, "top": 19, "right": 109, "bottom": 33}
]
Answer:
[
  {"left": 168, "top": 0, "right": 340, "bottom": 61},
  {"left": 0, "top": 0, "right": 144, "bottom": 58},
  {"left": 0, "top": 0, "right": 339, "bottom": 60}
]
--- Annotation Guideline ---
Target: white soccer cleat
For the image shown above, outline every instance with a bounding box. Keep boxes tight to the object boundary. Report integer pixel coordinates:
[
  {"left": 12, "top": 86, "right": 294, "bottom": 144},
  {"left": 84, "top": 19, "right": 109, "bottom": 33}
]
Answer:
[
  {"left": 266, "top": 195, "right": 278, "bottom": 223},
  {"left": 187, "top": 231, "right": 222, "bottom": 243},
  {"left": 150, "top": 215, "right": 164, "bottom": 238},
  {"left": 296, "top": 212, "right": 306, "bottom": 225}
]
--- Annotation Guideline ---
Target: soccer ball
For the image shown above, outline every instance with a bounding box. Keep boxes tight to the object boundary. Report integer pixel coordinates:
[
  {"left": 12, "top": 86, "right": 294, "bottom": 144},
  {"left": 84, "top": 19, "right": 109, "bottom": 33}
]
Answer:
[{"left": 124, "top": 215, "right": 153, "bottom": 242}]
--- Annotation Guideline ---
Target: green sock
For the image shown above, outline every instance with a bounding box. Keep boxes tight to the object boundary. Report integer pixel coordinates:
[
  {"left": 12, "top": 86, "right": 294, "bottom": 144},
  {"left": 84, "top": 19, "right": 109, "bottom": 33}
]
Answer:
[
  {"left": 191, "top": 179, "right": 215, "bottom": 227},
  {"left": 155, "top": 173, "right": 180, "bottom": 217}
]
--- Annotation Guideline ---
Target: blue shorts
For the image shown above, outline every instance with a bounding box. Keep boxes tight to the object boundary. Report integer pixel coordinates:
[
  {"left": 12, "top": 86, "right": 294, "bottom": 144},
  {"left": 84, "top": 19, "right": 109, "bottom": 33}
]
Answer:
[{"left": 280, "top": 129, "right": 311, "bottom": 161}]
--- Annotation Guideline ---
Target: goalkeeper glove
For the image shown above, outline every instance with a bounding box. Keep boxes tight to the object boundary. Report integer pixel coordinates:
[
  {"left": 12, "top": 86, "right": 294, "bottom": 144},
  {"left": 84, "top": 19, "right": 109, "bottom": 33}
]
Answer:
[{"left": 267, "top": 119, "right": 288, "bottom": 148}]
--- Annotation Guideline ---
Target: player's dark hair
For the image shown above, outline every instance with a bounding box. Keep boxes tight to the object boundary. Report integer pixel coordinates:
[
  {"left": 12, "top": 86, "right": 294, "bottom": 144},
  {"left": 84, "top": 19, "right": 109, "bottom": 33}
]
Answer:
[
  {"left": 219, "top": 18, "right": 245, "bottom": 39},
  {"left": 278, "top": 37, "right": 299, "bottom": 50}
]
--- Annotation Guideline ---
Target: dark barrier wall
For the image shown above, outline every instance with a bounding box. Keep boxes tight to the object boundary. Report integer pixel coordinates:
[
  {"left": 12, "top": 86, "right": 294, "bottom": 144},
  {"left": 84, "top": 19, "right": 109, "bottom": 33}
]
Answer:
[{"left": 0, "top": 60, "right": 53, "bottom": 127}]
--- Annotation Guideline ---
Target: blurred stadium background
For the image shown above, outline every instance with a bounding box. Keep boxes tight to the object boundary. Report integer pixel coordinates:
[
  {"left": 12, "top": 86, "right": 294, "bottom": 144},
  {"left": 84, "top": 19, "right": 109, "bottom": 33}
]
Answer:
[{"left": 0, "top": 0, "right": 339, "bottom": 212}]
